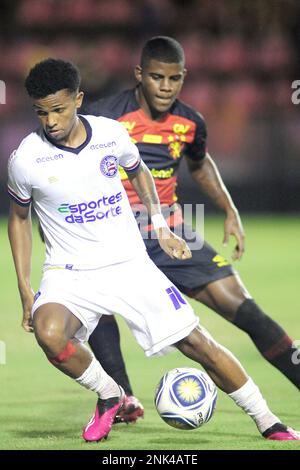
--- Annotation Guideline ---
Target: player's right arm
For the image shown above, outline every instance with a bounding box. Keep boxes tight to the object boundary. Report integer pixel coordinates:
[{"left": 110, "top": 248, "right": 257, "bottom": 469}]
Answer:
[
  {"left": 116, "top": 120, "right": 191, "bottom": 260},
  {"left": 185, "top": 109, "right": 245, "bottom": 260},
  {"left": 8, "top": 201, "right": 35, "bottom": 333}
]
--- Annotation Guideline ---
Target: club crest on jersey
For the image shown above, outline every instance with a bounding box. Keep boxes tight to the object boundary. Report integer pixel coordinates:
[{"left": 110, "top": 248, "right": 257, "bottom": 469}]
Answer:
[{"left": 100, "top": 155, "right": 118, "bottom": 178}]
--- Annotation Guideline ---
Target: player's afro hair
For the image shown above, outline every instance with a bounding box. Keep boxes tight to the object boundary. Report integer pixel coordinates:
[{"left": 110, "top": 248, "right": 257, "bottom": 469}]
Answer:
[
  {"left": 141, "top": 36, "right": 185, "bottom": 68},
  {"left": 25, "top": 58, "right": 81, "bottom": 99}
]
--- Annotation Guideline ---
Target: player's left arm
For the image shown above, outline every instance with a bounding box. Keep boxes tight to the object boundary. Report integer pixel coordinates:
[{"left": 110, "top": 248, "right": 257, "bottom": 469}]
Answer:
[
  {"left": 186, "top": 153, "right": 245, "bottom": 260},
  {"left": 8, "top": 201, "right": 35, "bottom": 332},
  {"left": 126, "top": 161, "right": 191, "bottom": 260}
]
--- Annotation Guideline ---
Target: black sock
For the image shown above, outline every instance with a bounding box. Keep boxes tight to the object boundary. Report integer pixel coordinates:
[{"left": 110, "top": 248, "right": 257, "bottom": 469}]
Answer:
[
  {"left": 88, "top": 316, "right": 133, "bottom": 396},
  {"left": 234, "top": 299, "right": 300, "bottom": 390}
]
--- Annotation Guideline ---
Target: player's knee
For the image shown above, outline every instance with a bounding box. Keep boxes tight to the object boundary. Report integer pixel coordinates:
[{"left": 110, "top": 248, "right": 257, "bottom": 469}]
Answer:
[{"left": 34, "top": 319, "right": 67, "bottom": 355}]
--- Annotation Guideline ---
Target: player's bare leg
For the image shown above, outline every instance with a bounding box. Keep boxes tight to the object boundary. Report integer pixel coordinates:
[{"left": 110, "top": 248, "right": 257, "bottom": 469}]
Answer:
[
  {"left": 189, "top": 274, "right": 300, "bottom": 390},
  {"left": 176, "top": 327, "right": 300, "bottom": 440},
  {"left": 176, "top": 326, "right": 247, "bottom": 392},
  {"left": 33, "top": 303, "right": 125, "bottom": 441},
  {"left": 33, "top": 303, "right": 92, "bottom": 376}
]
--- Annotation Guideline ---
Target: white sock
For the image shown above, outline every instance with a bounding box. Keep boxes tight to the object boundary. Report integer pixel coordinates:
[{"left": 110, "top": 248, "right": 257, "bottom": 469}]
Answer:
[
  {"left": 75, "top": 357, "right": 121, "bottom": 399},
  {"left": 228, "top": 378, "right": 280, "bottom": 434}
]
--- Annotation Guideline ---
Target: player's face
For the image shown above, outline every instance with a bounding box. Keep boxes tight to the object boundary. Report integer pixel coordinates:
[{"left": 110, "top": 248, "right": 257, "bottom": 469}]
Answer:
[
  {"left": 135, "top": 59, "right": 186, "bottom": 118},
  {"left": 32, "top": 89, "right": 83, "bottom": 144}
]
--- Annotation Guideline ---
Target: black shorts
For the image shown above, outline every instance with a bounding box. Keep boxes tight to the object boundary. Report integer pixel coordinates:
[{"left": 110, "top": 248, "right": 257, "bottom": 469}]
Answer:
[{"left": 144, "top": 222, "right": 235, "bottom": 294}]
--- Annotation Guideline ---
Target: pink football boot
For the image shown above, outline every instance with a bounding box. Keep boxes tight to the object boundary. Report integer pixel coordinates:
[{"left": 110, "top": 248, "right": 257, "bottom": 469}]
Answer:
[
  {"left": 83, "top": 387, "right": 125, "bottom": 442},
  {"left": 264, "top": 423, "right": 300, "bottom": 441}
]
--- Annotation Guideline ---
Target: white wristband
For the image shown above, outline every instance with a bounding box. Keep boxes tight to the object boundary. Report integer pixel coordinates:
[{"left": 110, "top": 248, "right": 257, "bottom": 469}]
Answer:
[{"left": 151, "top": 213, "right": 168, "bottom": 230}]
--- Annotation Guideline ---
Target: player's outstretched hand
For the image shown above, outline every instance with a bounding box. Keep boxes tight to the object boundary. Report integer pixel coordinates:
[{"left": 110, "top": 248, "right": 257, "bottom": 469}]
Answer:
[
  {"left": 223, "top": 210, "right": 245, "bottom": 261},
  {"left": 157, "top": 227, "right": 192, "bottom": 260},
  {"left": 20, "top": 289, "right": 35, "bottom": 333}
]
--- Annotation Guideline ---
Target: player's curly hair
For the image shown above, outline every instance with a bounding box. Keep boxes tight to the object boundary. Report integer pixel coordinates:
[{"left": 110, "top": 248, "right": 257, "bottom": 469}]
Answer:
[
  {"left": 141, "top": 36, "right": 185, "bottom": 68},
  {"left": 25, "top": 58, "right": 81, "bottom": 99}
]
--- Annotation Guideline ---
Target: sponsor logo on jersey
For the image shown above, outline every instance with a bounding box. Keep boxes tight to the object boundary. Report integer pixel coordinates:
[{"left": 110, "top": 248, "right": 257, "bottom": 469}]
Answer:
[
  {"left": 48, "top": 176, "right": 59, "bottom": 183},
  {"left": 120, "top": 121, "right": 136, "bottom": 133},
  {"left": 173, "top": 123, "right": 190, "bottom": 134},
  {"left": 119, "top": 166, "right": 174, "bottom": 181},
  {"left": 36, "top": 154, "right": 64, "bottom": 163},
  {"left": 166, "top": 286, "right": 187, "bottom": 310},
  {"left": 142, "top": 134, "right": 163, "bottom": 144},
  {"left": 90, "top": 141, "right": 116, "bottom": 150},
  {"left": 100, "top": 155, "right": 118, "bottom": 178},
  {"left": 57, "top": 191, "right": 123, "bottom": 224},
  {"left": 150, "top": 168, "right": 174, "bottom": 179}
]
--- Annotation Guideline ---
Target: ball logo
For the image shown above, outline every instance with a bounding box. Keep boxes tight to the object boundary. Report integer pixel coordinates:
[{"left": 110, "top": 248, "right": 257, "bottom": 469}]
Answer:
[{"left": 100, "top": 155, "right": 118, "bottom": 178}]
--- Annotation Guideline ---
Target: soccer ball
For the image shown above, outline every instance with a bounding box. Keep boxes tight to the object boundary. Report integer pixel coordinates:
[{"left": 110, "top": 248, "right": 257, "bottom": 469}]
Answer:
[{"left": 154, "top": 367, "right": 217, "bottom": 430}]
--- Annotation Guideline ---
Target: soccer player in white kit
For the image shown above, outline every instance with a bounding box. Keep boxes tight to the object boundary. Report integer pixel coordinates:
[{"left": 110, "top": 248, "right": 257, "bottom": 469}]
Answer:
[{"left": 8, "top": 58, "right": 299, "bottom": 442}]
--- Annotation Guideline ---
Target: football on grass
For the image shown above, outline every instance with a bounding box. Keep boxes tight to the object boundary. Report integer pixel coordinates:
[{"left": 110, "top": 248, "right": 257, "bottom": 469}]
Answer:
[{"left": 154, "top": 367, "right": 217, "bottom": 430}]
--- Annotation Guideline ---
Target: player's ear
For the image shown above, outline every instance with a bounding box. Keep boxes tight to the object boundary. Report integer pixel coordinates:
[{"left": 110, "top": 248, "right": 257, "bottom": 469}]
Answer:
[
  {"left": 75, "top": 91, "right": 84, "bottom": 109},
  {"left": 183, "top": 68, "right": 187, "bottom": 80},
  {"left": 134, "top": 65, "right": 142, "bottom": 83}
]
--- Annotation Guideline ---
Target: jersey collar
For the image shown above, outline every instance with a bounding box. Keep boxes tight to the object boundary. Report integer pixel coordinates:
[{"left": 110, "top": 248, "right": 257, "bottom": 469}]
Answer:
[{"left": 43, "top": 115, "right": 92, "bottom": 154}]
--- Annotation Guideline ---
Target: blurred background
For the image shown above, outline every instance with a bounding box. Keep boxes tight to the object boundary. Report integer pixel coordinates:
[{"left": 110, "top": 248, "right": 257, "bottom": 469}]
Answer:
[{"left": 0, "top": 0, "right": 300, "bottom": 213}]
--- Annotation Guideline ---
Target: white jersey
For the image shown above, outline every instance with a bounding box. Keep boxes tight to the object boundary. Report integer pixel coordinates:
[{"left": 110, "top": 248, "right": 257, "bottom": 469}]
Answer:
[{"left": 7, "top": 115, "right": 146, "bottom": 269}]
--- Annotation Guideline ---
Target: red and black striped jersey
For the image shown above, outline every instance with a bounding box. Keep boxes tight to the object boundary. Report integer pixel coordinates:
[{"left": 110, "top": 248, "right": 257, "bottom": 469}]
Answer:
[{"left": 83, "top": 88, "right": 207, "bottom": 205}]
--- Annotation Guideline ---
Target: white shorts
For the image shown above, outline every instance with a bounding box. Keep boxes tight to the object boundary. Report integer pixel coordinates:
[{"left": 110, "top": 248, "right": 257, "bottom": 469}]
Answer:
[{"left": 32, "top": 254, "right": 199, "bottom": 356}]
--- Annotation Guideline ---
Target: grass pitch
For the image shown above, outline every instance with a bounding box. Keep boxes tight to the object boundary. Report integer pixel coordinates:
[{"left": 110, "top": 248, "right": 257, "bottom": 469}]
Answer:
[{"left": 0, "top": 215, "right": 299, "bottom": 450}]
